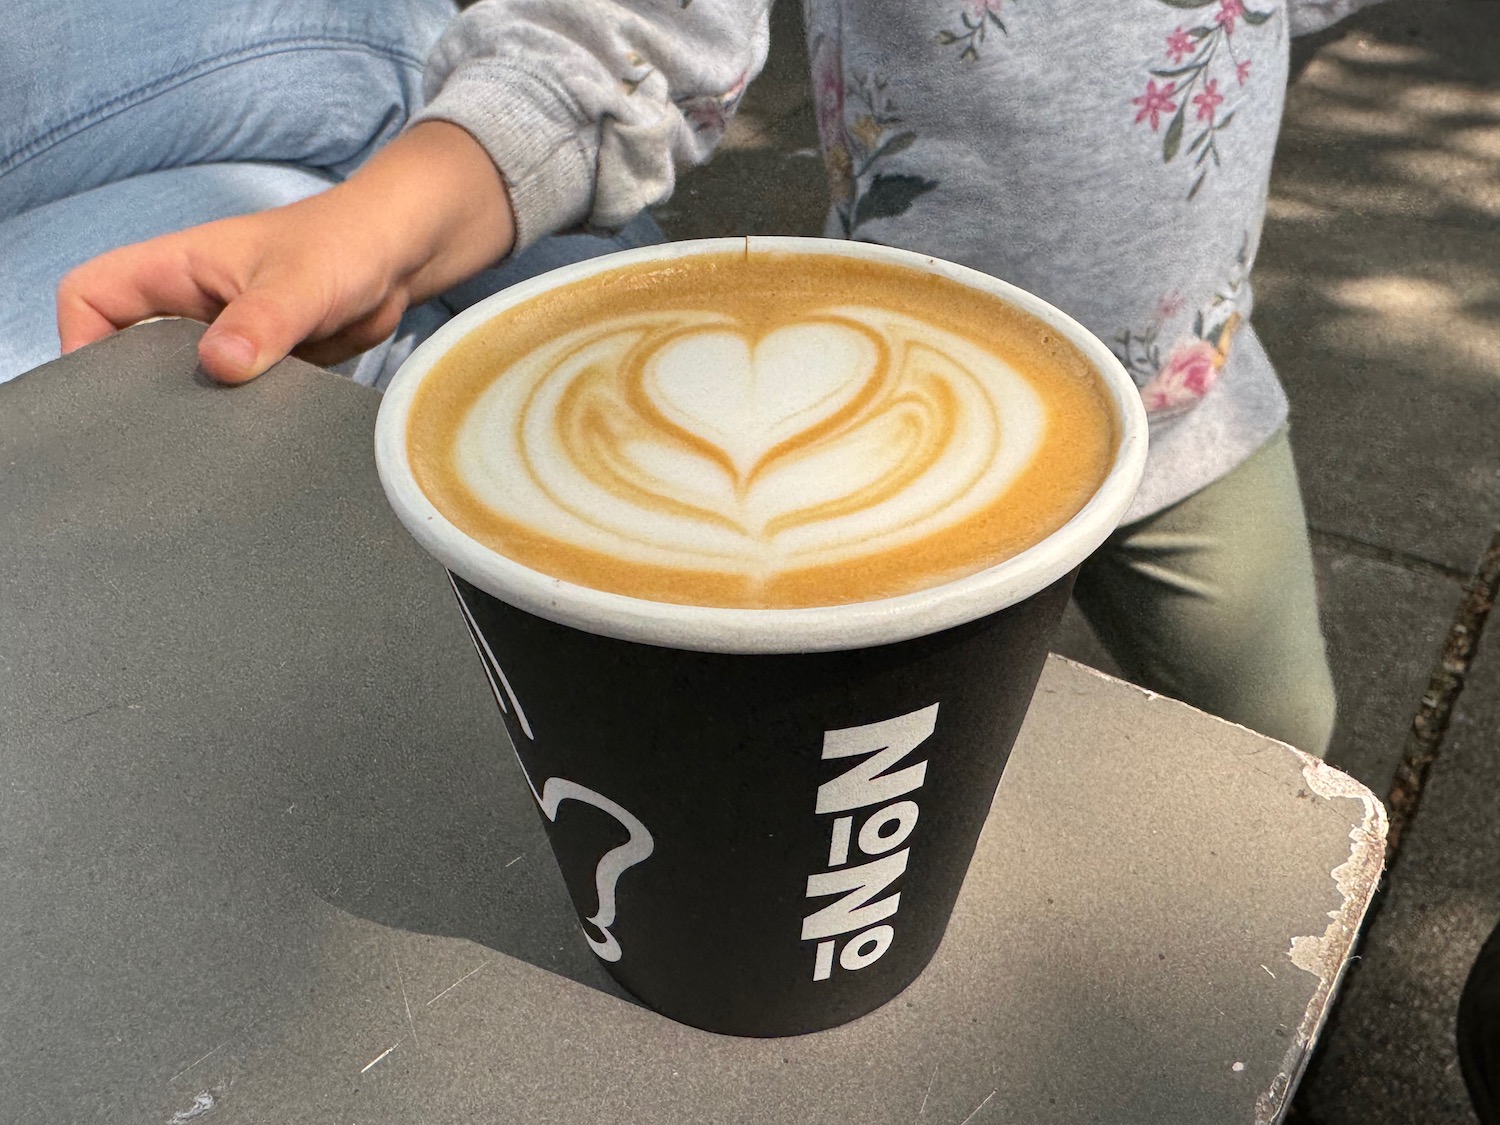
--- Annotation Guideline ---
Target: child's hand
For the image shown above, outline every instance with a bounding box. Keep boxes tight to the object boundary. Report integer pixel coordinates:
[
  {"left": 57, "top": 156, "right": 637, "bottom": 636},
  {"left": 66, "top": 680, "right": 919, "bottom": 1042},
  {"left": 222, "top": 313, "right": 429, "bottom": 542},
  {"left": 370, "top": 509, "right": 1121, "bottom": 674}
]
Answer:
[
  {"left": 57, "top": 121, "right": 516, "bottom": 384},
  {"left": 59, "top": 198, "right": 410, "bottom": 383}
]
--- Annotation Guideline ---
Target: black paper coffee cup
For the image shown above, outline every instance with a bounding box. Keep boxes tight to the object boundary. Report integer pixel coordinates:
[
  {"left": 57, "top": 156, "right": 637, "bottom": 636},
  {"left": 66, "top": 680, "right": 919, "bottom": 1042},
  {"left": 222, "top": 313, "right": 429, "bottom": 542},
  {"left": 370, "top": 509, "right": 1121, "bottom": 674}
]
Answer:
[{"left": 375, "top": 238, "right": 1148, "bottom": 1036}]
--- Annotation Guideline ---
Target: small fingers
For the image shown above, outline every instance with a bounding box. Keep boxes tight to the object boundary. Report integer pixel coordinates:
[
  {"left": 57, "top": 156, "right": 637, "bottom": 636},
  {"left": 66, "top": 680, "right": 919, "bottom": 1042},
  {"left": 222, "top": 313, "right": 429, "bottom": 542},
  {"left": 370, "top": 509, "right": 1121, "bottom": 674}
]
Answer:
[
  {"left": 198, "top": 287, "right": 331, "bottom": 385},
  {"left": 56, "top": 240, "right": 223, "bottom": 354},
  {"left": 201, "top": 285, "right": 410, "bottom": 384},
  {"left": 291, "top": 298, "right": 410, "bottom": 370},
  {"left": 55, "top": 200, "right": 412, "bottom": 384},
  {"left": 55, "top": 277, "right": 122, "bottom": 355}
]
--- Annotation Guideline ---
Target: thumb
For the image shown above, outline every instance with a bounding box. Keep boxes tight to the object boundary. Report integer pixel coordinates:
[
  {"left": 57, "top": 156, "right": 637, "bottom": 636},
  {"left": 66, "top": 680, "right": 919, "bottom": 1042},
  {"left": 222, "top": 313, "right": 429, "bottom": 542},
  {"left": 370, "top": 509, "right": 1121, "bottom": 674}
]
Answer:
[{"left": 198, "top": 286, "right": 326, "bottom": 385}]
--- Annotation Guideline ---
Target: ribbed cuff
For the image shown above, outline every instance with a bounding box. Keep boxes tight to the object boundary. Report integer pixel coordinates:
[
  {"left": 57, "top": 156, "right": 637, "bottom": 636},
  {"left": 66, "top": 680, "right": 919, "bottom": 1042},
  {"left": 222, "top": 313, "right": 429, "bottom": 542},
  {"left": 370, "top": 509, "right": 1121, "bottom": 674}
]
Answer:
[{"left": 413, "top": 60, "right": 595, "bottom": 254}]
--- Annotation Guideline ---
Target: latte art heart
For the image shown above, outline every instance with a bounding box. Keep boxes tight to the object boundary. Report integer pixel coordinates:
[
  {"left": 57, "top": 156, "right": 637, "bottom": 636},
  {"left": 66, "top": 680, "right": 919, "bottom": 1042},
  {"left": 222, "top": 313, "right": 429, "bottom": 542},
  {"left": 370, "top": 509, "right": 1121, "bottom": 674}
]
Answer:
[
  {"left": 406, "top": 250, "right": 1118, "bottom": 608},
  {"left": 642, "top": 321, "right": 882, "bottom": 482},
  {"left": 454, "top": 307, "right": 1045, "bottom": 568}
]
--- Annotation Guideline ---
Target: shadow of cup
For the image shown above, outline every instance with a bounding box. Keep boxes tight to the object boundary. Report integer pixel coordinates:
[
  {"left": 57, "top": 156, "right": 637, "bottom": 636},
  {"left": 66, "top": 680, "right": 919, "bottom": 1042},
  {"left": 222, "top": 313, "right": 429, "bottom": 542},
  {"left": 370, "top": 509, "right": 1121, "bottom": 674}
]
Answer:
[{"left": 265, "top": 555, "right": 642, "bottom": 1004}]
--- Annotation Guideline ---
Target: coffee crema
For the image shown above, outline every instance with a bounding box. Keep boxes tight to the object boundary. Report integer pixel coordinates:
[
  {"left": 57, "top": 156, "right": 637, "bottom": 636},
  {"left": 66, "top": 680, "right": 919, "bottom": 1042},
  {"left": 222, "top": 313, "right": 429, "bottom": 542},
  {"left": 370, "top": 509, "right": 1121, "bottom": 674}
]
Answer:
[{"left": 405, "top": 250, "right": 1119, "bottom": 609}]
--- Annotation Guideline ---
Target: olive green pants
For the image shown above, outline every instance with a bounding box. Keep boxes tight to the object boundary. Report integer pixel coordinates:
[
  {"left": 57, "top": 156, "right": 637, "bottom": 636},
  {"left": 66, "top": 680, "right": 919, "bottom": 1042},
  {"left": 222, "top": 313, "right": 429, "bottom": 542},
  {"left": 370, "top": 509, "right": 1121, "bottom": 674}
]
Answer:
[{"left": 1074, "top": 429, "right": 1337, "bottom": 757}]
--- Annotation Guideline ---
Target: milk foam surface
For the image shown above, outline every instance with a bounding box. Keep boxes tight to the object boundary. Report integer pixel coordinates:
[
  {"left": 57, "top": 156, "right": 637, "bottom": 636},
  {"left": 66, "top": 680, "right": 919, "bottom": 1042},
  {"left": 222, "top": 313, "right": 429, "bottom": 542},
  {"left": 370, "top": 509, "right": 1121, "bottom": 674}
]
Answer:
[
  {"left": 452, "top": 307, "right": 1045, "bottom": 580},
  {"left": 404, "top": 250, "right": 1117, "bottom": 609}
]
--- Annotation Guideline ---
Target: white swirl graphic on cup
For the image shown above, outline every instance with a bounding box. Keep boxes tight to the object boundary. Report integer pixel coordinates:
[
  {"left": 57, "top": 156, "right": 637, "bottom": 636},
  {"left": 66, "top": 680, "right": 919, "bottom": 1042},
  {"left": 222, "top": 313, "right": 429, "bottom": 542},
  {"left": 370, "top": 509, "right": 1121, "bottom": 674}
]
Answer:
[
  {"left": 449, "top": 576, "right": 655, "bottom": 963},
  {"left": 533, "top": 778, "right": 654, "bottom": 963},
  {"left": 451, "top": 306, "right": 1046, "bottom": 582}
]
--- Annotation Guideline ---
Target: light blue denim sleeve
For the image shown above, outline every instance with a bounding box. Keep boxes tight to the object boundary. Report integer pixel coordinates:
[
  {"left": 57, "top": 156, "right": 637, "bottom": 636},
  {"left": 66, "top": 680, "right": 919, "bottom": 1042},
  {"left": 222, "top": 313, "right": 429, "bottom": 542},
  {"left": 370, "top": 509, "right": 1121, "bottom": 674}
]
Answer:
[{"left": 0, "top": 0, "right": 457, "bottom": 220}]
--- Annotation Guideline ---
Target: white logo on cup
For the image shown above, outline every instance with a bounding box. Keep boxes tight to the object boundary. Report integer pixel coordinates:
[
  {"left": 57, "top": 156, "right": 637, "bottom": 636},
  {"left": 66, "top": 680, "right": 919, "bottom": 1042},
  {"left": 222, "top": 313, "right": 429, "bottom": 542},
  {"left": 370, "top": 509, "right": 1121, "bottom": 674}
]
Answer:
[
  {"left": 531, "top": 777, "right": 654, "bottom": 962},
  {"left": 803, "top": 704, "right": 938, "bottom": 981},
  {"left": 449, "top": 576, "right": 655, "bottom": 962}
]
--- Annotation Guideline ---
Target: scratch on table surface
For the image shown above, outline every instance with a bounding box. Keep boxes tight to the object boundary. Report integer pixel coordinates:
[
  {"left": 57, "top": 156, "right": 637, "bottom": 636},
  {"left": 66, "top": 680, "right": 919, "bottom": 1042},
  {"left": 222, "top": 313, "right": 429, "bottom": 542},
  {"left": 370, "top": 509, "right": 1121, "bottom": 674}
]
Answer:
[
  {"left": 427, "top": 962, "right": 489, "bottom": 1007},
  {"left": 914, "top": 1062, "right": 938, "bottom": 1121},
  {"left": 504, "top": 853, "right": 526, "bottom": 868},
  {"left": 167, "top": 1091, "right": 216, "bottom": 1123},
  {"left": 957, "top": 1089, "right": 996, "bottom": 1125},
  {"left": 169, "top": 1042, "right": 227, "bottom": 1084},
  {"left": 360, "top": 1043, "right": 399, "bottom": 1074},
  {"left": 1254, "top": 756, "right": 1387, "bottom": 1124},
  {"left": 394, "top": 953, "right": 419, "bottom": 1047},
  {"left": 60, "top": 702, "right": 122, "bottom": 725}
]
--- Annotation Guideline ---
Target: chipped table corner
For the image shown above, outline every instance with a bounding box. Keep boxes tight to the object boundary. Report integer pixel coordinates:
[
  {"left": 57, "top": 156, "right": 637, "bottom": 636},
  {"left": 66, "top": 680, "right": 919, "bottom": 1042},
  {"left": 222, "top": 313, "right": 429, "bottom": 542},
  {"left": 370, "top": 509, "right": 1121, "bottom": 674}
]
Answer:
[
  {"left": 1256, "top": 755, "right": 1387, "bottom": 1124},
  {"left": 1036, "top": 655, "right": 1389, "bottom": 1125}
]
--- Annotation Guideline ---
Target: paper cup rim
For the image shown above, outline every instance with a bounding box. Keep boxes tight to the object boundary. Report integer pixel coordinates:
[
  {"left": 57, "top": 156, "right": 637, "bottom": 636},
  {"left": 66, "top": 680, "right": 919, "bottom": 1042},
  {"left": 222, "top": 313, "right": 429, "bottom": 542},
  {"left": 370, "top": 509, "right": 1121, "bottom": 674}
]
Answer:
[{"left": 375, "top": 236, "right": 1148, "bottom": 654}]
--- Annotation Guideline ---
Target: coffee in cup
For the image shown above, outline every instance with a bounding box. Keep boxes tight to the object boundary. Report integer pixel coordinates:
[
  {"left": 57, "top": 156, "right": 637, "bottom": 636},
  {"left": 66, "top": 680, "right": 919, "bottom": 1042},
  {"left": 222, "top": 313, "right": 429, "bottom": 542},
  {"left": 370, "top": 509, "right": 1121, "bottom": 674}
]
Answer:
[
  {"left": 403, "top": 248, "right": 1118, "bottom": 610},
  {"left": 376, "top": 237, "right": 1147, "bottom": 1035}
]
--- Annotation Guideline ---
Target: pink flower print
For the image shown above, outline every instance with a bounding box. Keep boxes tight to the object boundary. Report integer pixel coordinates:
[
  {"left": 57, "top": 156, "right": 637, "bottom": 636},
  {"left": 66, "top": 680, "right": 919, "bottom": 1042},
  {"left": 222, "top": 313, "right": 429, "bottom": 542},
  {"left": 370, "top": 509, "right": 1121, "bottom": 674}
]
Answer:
[
  {"left": 1139, "top": 339, "right": 1223, "bottom": 414},
  {"left": 1156, "top": 292, "right": 1186, "bottom": 321},
  {"left": 809, "top": 30, "right": 855, "bottom": 208},
  {"left": 1165, "top": 27, "right": 1196, "bottom": 63},
  {"left": 1133, "top": 79, "right": 1179, "bottom": 131},
  {"left": 966, "top": 0, "right": 1002, "bottom": 18},
  {"left": 1193, "top": 79, "right": 1225, "bottom": 122},
  {"left": 1137, "top": 1, "right": 1274, "bottom": 197},
  {"left": 1215, "top": 0, "right": 1246, "bottom": 35},
  {"left": 811, "top": 35, "right": 848, "bottom": 152}
]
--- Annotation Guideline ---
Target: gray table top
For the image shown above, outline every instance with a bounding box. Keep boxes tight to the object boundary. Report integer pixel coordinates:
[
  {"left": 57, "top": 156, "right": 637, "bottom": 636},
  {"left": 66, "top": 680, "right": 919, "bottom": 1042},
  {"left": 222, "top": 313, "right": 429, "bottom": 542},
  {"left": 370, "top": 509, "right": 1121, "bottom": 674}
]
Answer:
[{"left": 0, "top": 320, "right": 1386, "bottom": 1125}]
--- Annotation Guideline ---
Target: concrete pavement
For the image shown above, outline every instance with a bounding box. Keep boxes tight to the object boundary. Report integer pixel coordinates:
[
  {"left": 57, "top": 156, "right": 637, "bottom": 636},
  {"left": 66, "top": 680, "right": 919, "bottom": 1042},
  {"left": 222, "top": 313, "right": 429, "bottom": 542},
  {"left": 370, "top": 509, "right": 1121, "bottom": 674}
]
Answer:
[
  {"left": 654, "top": 2, "right": 1500, "bottom": 1120},
  {"left": 1264, "top": 7, "right": 1500, "bottom": 1121}
]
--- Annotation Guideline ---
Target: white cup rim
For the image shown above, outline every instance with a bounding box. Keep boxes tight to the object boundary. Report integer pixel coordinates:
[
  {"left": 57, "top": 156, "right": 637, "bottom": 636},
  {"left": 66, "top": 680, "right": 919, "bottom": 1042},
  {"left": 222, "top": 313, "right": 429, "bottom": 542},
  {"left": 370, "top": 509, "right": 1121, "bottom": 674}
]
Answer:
[{"left": 375, "top": 237, "right": 1148, "bottom": 654}]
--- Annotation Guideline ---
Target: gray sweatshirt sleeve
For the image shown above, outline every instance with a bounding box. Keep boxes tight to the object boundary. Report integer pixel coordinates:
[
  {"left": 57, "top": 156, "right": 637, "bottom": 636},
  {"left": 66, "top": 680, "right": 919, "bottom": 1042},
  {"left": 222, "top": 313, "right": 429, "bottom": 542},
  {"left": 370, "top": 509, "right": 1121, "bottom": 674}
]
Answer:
[{"left": 414, "top": 0, "right": 771, "bottom": 251}]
